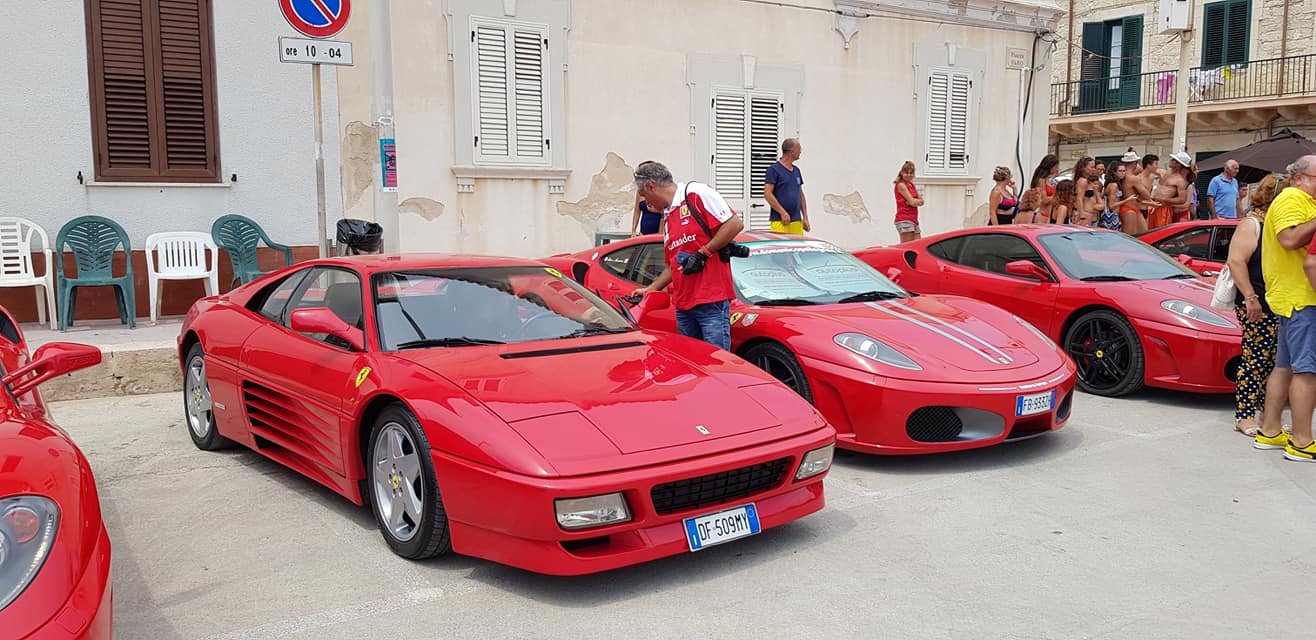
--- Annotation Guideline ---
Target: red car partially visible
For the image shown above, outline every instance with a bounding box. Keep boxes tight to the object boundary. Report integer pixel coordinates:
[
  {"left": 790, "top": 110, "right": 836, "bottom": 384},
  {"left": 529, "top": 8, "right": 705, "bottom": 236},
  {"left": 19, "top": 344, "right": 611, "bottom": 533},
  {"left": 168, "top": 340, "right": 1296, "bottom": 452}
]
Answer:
[
  {"left": 1135, "top": 219, "right": 1240, "bottom": 276},
  {"left": 177, "top": 254, "right": 834, "bottom": 575},
  {"left": 0, "top": 307, "right": 111, "bottom": 639},
  {"left": 855, "top": 225, "right": 1242, "bottom": 397}
]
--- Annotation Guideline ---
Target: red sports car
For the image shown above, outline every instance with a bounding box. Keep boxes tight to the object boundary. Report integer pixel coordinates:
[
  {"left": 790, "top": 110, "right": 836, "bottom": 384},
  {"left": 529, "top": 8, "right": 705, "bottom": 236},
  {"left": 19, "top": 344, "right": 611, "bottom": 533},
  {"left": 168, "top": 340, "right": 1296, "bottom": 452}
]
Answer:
[
  {"left": 177, "top": 254, "right": 835, "bottom": 575},
  {"left": 854, "top": 225, "right": 1243, "bottom": 396},
  {"left": 0, "top": 308, "right": 112, "bottom": 639},
  {"left": 1135, "top": 219, "right": 1240, "bottom": 276},
  {"left": 543, "top": 234, "right": 1076, "bottom": 455}
]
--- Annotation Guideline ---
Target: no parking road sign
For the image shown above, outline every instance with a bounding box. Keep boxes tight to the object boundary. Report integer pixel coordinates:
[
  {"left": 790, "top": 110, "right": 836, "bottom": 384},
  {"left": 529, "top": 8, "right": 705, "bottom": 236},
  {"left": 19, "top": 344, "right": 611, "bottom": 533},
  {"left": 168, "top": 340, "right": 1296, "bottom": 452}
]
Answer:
[{"left": 280, "top": 0, "right": 351, "bottom": 38}]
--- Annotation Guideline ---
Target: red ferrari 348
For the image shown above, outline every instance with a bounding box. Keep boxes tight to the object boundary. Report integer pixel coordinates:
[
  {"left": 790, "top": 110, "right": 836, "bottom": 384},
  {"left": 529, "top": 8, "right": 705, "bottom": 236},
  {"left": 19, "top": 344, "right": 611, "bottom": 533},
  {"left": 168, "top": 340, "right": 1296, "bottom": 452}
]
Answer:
[
  {"left": 855, "top": 225, "right": 1242, "bottom": 397},
  {"left": 177, "top": 254, "right": 835, "bottom": 575},
  {"left": 544, "top": 234, "right": 1077, "bottom": 455},
  {"left": 0, "top": 307, "right": 112, "bottom": 639}
]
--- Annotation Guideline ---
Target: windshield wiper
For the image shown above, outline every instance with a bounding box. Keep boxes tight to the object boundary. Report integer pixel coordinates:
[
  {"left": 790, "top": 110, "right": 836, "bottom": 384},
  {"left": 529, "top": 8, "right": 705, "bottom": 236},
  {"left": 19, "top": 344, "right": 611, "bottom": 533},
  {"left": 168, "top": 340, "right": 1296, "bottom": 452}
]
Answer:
[
  {"left": 1079, "top": 275, "right": 1135, "bottom": 282},
  {"left": 563, "top": 326, "right": 634, "bottom": 338},
  {"left": 1163, "top": 273, "right": 1198, "bottom": 280},
  {"left": 836, "top": 290, "right": 906, "bottom": 304},
  {"left": 755, "top": 298, "right": 819, "bottom": 306},
  {"left": 396, "top": 337, "right": 506, "bottom": 350}
]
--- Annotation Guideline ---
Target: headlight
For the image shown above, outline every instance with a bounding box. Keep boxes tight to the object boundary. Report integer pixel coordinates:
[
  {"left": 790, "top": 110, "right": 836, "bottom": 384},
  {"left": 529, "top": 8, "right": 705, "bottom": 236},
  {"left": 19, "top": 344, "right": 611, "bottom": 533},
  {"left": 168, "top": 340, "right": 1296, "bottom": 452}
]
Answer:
[
  {"left": 1013, "top": 315, "right": 1057, "bottom": 348},
  {"left": 834, "top": 333, "right": 922, "bottom": 370},
  {"left": 795, "top": 444, "right": 835, "bottom": 480},
  {"left": 555, "top": 493, "right": 631, "bottom": 530},
  {"left": 1161, "top": 299, "right": 1234, "bottom": 328},
  {"left": 0, "top": 496, "right": 59, "bottom": 611}
]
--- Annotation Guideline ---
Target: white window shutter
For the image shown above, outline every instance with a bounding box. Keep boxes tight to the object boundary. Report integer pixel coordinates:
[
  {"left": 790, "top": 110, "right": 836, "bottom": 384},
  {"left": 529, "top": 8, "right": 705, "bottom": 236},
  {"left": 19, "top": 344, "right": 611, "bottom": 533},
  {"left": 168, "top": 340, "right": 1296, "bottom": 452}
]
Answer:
[
  {"left": 747, "top": 95, "right": 781, "bottom": 230},
  {"left": 512, "top": 28, "right": 546, "bottom": 159},
  {"left": 474, "top": 25, "right": 510, "bottom": 160},
  {"left": 948, "top": 73, "right": 971, "bottom": 170},
  {"left": 471, "top": 18, "right": 550, "bottom": 166},
  {"left": 712, "top": 92, "right": 747, "bottom": 199},
  {"left": 925, "top": 71, "right": 949, "bottom": 170}
]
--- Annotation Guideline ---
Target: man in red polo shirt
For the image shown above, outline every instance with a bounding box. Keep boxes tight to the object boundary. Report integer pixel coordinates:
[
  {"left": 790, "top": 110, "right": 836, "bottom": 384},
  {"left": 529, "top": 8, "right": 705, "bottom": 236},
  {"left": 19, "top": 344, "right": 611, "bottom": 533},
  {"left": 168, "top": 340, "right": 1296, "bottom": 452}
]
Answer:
[{"left": 630, "top": 160, "right": 744, "bottom": 350}]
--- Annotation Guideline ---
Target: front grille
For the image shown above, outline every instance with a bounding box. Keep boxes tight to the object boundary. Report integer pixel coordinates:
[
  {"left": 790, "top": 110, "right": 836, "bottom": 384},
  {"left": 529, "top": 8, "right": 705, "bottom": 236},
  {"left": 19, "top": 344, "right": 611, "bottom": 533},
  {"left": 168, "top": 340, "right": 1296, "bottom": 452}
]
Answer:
[
  {"left": 906, "top": 406, "right": 964, "bottom": 442},
  {"left": 650, "top": 458, "right": 791, "bottom": 515}
]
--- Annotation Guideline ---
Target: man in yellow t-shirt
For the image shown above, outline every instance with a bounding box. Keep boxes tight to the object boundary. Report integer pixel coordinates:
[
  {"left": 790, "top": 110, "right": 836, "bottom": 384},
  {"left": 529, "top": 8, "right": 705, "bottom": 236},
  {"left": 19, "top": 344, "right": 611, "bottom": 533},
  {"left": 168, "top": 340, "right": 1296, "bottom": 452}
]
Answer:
[{"left": 1256, "top": 155, "right": 1316, "bottom": 461}]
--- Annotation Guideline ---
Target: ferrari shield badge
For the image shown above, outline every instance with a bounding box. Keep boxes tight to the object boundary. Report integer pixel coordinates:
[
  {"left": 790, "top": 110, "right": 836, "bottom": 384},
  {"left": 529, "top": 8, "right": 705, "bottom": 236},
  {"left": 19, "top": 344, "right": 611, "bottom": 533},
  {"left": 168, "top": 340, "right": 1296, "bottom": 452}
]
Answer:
[
  {"left": 355, "top": 366, "right": 372, "bottom": 388},
  {"left": 695, "top": 425, "right": 711, "bottom": 436},
  {"left": 545, "top": 267, "right": 563, "bottom": 278},
  {"left": 730, "top": 312, "right": 744, "bottom": 324}
]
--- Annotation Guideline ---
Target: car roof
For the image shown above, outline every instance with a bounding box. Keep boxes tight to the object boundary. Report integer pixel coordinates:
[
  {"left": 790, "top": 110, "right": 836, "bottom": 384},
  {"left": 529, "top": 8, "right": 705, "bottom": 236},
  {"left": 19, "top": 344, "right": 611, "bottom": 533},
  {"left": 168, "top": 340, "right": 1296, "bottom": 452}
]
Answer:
[{"left": 303, "top": 253, "right": 550, "bottom": 274}]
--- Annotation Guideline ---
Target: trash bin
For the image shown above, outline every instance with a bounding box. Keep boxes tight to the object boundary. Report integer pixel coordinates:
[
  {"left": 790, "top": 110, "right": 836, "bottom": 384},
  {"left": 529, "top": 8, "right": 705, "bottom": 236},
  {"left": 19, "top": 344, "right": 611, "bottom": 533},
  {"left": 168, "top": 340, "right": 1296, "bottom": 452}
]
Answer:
[{"left": 336, "top": 218, "right": 383, "bottom": 255}]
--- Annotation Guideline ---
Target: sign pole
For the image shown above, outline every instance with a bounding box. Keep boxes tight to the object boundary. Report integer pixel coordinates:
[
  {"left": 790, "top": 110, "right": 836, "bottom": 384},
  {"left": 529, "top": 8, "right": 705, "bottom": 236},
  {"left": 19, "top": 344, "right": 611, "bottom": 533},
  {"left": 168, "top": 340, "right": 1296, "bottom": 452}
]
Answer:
[{"left": 313, "top": 62, "right": 328, "bottom": 257}]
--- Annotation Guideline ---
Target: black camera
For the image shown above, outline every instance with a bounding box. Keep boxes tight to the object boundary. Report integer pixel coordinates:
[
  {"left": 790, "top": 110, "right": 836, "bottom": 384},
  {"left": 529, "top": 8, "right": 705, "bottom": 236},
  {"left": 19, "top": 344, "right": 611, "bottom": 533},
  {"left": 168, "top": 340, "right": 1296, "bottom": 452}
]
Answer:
[{"left": 718, "top": 242, "right": 751, "bottom": 262}]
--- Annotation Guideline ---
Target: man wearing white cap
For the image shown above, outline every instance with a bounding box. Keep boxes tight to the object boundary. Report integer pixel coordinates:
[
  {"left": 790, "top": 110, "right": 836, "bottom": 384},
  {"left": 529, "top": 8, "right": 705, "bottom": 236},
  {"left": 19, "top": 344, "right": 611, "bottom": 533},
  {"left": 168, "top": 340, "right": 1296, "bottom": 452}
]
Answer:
[{"left": 1149, "top": 151, "right": 1193, "bottom": 228}]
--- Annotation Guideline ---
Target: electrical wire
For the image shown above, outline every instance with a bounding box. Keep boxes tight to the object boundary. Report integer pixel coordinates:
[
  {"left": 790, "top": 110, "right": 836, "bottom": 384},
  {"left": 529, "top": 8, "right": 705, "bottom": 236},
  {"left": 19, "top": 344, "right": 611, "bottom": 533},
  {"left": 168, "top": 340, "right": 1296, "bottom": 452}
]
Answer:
[{"left": 728, "top": 0, "right": 1054, "bottom": 30}]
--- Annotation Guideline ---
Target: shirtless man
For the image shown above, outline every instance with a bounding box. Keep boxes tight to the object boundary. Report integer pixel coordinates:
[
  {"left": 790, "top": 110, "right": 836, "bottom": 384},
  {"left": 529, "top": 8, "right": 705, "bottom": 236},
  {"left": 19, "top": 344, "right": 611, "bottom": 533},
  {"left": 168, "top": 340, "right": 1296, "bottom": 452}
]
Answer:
[{"left": 1149, "top": 151, "right": 1193, "bottom": 228}]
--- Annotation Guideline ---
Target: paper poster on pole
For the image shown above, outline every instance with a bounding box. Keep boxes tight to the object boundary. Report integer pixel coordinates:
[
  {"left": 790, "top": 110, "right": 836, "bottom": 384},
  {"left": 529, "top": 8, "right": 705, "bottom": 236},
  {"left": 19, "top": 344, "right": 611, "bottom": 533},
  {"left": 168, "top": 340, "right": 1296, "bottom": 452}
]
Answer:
[{"left": 380, "top": 138, "right": 398, "bottom": 192}]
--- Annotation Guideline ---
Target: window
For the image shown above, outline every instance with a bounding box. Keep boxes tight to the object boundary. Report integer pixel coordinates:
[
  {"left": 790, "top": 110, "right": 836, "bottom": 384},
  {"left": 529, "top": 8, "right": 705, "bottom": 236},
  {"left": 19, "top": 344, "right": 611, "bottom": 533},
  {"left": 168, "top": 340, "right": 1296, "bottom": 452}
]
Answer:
[
  {"left": 924, "top": 70, "right": 972, "bottom": 173},
  {"left": 631, "top": 245, "right": 668, "bottom": 287},
  {"left": 1077, "top": 16, "right": 1143, "bottom": 113},
  {"left": 447, "top": 0, "right": 567, "bottom": 172},
  {"left": 600, "top": 244, "right": 644, "bottom": 280},
  {"left": 1153, "top": 228, "right": 1213, "bottom": 260},
  {"left": 287, "top": 268, "right": 364, "bottom": 349},
  {"left": 915, "top": 44, "right": 983, "bottom": 177},
  {"left": 471, "top": 17, "right": 549, "bottom": 165},
  {"left": 1202, "top": 0, "right": 1249, "bottom": 68},
  {"left": 927, "top": 236, "right": 967, "bottom": 261},
  {"left": 1211, "top": 227, "right": 1235, "bottom": 262},
  {"left": 84, "top": 0, "right": 220, "bottom": 182},
  {"left": 956, "top": 234, "right": 1047, "bottom": 277},
  {"left": 599, "top": 243, "right": 667, "bottom": 287},
  {"left": 711, "top": 90, "right": 783, "bottom": 230},
  {"left": 254, "top": 270, "right": 311, "bottom": 323}
]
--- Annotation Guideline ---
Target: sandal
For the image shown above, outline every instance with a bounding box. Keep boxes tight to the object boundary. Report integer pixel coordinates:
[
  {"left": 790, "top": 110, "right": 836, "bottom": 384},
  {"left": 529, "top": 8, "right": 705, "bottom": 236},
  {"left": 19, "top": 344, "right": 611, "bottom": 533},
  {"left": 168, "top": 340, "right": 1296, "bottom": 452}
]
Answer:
[{"left": 1235, "top": 419, "right": 1261, "bottom": 437}]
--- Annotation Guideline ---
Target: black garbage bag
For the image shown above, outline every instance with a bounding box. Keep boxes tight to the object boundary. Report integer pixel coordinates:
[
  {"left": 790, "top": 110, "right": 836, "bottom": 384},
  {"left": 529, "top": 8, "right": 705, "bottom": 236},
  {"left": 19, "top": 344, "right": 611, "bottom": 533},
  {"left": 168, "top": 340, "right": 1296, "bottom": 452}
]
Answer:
[{"left": 336, "top": 218, "right": 383, "bottom": 254}]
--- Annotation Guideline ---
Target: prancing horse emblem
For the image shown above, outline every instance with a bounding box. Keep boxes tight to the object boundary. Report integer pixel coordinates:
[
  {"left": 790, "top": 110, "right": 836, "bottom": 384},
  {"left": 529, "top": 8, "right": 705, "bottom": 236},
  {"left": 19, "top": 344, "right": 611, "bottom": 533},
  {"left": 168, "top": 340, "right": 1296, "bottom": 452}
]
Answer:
[{"left": 695, "top": 425, "right": 711, "bottom": 435}]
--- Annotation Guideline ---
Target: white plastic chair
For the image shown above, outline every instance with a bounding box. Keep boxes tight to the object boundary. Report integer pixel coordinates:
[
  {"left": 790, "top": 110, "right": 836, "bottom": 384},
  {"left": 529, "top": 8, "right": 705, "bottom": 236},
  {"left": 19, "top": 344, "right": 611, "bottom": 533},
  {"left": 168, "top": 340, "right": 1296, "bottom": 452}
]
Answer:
[
  {"left": 0, "top": 217, "right": 57, "bottom": 330},
  {"left": 145, "top": 232, "right": 219, "bottom": 323}
]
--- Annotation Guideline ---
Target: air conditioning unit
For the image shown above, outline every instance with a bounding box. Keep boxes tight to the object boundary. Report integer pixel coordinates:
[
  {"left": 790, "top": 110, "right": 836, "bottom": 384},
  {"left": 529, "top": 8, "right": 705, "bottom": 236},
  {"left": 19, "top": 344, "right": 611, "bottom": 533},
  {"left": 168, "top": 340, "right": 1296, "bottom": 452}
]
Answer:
[{"left": 1159, "top": 0, "right": 1192, "bottom": 33}]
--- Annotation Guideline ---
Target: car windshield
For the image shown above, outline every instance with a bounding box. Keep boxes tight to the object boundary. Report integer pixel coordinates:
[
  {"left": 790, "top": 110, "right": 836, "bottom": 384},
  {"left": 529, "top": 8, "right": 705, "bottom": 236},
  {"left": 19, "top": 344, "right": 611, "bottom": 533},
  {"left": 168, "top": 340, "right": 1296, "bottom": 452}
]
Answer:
[
  {"left": 373, "top": 266, "right": 633, "bottom": 351},
  {"left": 731, "top": 240, "right": 910, "bottom": 305},
  {"left": 1038, "top": 230, "right": 1199, "bottom": 281}
]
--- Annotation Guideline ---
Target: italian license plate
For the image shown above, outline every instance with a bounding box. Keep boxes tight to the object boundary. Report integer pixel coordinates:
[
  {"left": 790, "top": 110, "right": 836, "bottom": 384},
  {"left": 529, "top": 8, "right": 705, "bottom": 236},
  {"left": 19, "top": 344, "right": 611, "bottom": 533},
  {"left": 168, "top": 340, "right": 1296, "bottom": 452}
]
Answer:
[
  {"left": 1016, "top": 390, "right": 1056, "bottom": 416},
  {"left": 683, "top": 504, "right": 761, "bottom": 551}
]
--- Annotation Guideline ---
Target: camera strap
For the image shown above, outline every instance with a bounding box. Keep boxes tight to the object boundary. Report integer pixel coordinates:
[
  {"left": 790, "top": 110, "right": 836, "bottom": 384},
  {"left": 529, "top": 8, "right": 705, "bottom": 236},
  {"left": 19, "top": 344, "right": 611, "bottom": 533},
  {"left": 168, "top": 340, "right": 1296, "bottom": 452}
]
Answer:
[{"left": 681, "top": 182, "right": 719, "bottom": 242}]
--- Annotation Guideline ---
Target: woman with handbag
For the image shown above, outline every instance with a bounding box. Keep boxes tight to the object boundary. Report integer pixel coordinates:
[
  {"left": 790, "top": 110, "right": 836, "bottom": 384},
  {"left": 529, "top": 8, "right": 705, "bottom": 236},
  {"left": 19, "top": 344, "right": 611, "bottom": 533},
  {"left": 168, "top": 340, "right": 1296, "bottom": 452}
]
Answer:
[{"left": 1224, "top": 175, "right": 1281, "bottom": 436}]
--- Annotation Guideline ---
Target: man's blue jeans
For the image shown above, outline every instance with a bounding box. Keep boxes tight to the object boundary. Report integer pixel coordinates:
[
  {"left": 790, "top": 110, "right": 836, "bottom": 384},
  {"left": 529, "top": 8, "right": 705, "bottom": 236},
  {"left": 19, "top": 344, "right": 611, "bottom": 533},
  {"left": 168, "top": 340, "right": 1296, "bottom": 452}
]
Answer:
[{"left": 676, "top": 300, "right": 732, "bottom": 351}]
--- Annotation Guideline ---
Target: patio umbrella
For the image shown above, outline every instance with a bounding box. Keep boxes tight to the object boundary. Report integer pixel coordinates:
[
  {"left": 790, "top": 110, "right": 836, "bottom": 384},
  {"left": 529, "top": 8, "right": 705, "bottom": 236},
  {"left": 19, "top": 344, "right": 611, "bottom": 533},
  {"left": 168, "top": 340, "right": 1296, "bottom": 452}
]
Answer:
[{"left": 1197, "top": 129, "right": 1316, "bottom": 183}]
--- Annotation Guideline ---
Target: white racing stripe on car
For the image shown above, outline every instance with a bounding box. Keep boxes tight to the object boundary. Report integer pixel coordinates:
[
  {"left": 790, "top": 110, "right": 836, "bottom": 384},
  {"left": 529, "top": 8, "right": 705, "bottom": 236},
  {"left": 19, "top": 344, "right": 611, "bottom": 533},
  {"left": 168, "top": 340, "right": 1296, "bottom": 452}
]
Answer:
[
  {"left": 976, "top": 371, "right": 1070, "bottom": 392},
  {"left": 886, "top": 300, "right": 1014, "bottom": 364},
  {"left": 864, "top": 302, "right": 1008, "bottom": 366}
]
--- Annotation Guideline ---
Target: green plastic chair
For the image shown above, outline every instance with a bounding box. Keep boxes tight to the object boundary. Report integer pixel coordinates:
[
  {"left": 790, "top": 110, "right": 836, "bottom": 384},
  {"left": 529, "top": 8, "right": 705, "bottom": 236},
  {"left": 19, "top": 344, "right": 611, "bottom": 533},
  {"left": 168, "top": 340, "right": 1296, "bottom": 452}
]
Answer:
[
  {"left": 55, "top": 215, "right": 136, "bottom": 330},
  {"left": 211, "top": 214, "right": 294, "bottom": 288}
]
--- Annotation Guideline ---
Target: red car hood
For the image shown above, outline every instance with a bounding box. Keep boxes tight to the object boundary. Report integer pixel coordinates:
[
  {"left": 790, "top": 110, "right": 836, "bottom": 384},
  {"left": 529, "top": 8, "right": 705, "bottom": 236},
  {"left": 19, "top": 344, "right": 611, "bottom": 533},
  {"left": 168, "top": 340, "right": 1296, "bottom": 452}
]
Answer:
[
  {"left": 393, "top": 336, "right": 785, "bottom": 455},
  {"left": 1118, "top": 277, "right": 1218, "bottom": 300},
  {"left": 802, "top": 296, "right": 1042, "bottom": 372}
]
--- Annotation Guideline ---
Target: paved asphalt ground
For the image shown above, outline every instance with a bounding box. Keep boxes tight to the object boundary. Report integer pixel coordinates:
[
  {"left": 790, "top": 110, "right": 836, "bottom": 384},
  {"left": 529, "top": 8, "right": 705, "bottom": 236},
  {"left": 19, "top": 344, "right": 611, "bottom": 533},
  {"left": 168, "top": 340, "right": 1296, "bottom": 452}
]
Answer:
[{"left": 52, "top": 390, "right": 1315, "bottom": 640}]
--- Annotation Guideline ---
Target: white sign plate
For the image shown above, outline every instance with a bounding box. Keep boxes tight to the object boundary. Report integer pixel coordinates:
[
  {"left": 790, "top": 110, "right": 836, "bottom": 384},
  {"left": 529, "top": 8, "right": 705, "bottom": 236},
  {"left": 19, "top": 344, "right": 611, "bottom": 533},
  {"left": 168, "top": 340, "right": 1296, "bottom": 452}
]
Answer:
[
  {"left": 1007, "top": 47, "right": 1029, "bottom": 70},
  {"left": 279, "top": 37, "right": 354, "bottom": 66}
]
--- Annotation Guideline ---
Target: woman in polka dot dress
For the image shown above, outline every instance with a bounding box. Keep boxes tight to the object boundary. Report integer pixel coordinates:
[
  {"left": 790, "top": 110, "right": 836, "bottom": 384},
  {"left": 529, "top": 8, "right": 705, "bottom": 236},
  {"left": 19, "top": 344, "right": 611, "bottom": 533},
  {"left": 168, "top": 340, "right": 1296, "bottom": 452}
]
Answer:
[{"left": 1225, "top": 175, "right": 1281, "bottom": 436}]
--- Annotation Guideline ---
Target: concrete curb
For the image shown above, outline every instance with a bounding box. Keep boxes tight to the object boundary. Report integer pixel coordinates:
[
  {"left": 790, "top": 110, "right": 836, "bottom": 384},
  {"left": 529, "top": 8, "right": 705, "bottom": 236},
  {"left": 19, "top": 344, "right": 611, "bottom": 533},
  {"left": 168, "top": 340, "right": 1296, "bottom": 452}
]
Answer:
[{"left": 41, "top": 343, "right": 181, "bottom": 401}]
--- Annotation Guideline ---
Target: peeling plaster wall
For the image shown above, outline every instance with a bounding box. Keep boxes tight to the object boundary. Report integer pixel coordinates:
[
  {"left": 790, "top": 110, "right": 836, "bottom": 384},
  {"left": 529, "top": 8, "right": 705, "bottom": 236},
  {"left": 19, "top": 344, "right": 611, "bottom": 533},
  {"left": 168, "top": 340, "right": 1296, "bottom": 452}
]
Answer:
[
  {"left": 0, "top": 1, "right": 341, "bottom": 247},
  {"left": 340, "top": 0, "right": 1052, "bottom": 255}
]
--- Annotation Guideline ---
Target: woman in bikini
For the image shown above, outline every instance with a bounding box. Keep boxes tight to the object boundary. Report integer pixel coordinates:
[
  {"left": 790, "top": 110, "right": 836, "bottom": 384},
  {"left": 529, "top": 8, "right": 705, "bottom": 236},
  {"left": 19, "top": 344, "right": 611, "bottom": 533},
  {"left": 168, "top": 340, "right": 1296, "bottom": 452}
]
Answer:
[
  {"left": 1051, "top": 178, "right": 1079, "bottom": 225},
  {"left": 1072, "top": 156, "right": 1101, "bottom": 226},
  {"left": 1101, "top": 162, "right": 1138, "bottom": 231},
  {"left": 1022, "top": 154, "right": 1060, "bottom": 223},
  {"left": 988, "top": 166, "right": 1018, "bottom": 225}
]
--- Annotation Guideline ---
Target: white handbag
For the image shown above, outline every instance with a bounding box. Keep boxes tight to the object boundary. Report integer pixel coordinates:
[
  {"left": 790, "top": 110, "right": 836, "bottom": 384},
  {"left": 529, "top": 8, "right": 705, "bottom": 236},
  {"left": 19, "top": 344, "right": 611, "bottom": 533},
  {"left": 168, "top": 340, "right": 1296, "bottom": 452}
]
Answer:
[{"left": 1210, "top": 263, "right": 1237, "bottom": 310}]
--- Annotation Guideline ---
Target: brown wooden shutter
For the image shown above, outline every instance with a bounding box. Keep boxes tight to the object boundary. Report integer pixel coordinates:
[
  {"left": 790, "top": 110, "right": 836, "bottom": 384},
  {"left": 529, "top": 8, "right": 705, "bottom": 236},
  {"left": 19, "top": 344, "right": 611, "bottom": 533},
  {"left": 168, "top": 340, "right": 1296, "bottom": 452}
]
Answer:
[{"left": 86, "top": 0, "right": 220, "bottom": 182}]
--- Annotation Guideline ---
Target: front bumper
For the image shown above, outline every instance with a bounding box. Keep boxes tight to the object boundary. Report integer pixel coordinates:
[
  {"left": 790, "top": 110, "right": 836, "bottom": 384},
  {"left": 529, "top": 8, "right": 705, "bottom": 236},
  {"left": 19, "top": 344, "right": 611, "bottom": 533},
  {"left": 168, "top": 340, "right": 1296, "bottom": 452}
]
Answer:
[
  {"left": 800, "top": 356, "right": 1077, "bottom": 455},
  {"left": 1137, "top": 319, "right": 1240, "bottom": 393},
  {"left": 435, "top": 427, "right": 833, "bottom": 575}
]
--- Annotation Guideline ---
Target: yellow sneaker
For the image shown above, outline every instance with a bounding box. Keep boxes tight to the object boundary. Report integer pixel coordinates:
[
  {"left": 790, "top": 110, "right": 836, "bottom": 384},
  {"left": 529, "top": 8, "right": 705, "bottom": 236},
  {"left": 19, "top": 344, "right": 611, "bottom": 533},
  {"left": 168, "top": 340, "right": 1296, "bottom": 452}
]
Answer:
[
  {"left": 1283, "top": 439, "right": 1316, "bottom": 462},
  {"left": 1254, "top": 430, "right": 1289, "bottom": 450}
]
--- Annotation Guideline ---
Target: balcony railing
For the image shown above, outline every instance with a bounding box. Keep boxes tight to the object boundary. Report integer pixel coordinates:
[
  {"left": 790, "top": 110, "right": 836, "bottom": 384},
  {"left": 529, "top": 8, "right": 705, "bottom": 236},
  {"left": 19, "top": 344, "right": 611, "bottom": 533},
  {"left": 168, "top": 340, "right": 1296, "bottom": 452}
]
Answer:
[{"left": 1050, "top": 54, "right": 1316, "bottom": 117}]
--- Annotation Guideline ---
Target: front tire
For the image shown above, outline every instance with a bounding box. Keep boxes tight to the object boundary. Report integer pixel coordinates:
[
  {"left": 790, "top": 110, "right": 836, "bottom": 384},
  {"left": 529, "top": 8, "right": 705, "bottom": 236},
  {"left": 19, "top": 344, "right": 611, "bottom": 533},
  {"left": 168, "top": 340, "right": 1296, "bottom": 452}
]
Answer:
[
  {"left": 183, "top": 343, "right": 233, "bottom": 450},
  {"left": 367, "top": 404, "right": 451, "bottom": 560},
  {"left": 744, "top": 342, "right": 814, "bottom": 403},
  {"left": 1063, "top": 309, "right": 1145, "bottom": 396}
]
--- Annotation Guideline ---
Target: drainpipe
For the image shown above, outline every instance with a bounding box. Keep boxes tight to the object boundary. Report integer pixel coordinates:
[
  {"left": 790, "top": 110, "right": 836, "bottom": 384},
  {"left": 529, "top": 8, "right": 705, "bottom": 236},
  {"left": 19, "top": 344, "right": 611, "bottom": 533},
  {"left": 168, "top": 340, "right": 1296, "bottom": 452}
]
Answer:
[
  {"left": 1278, "top": 0, "right": 1290, "bottom": 94},
  {"left": 1064, "top": 0, "right": 1075, "bottom": 90},
  {"left": 370, "top": 0, "right": 400, "bottom": 253}
]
